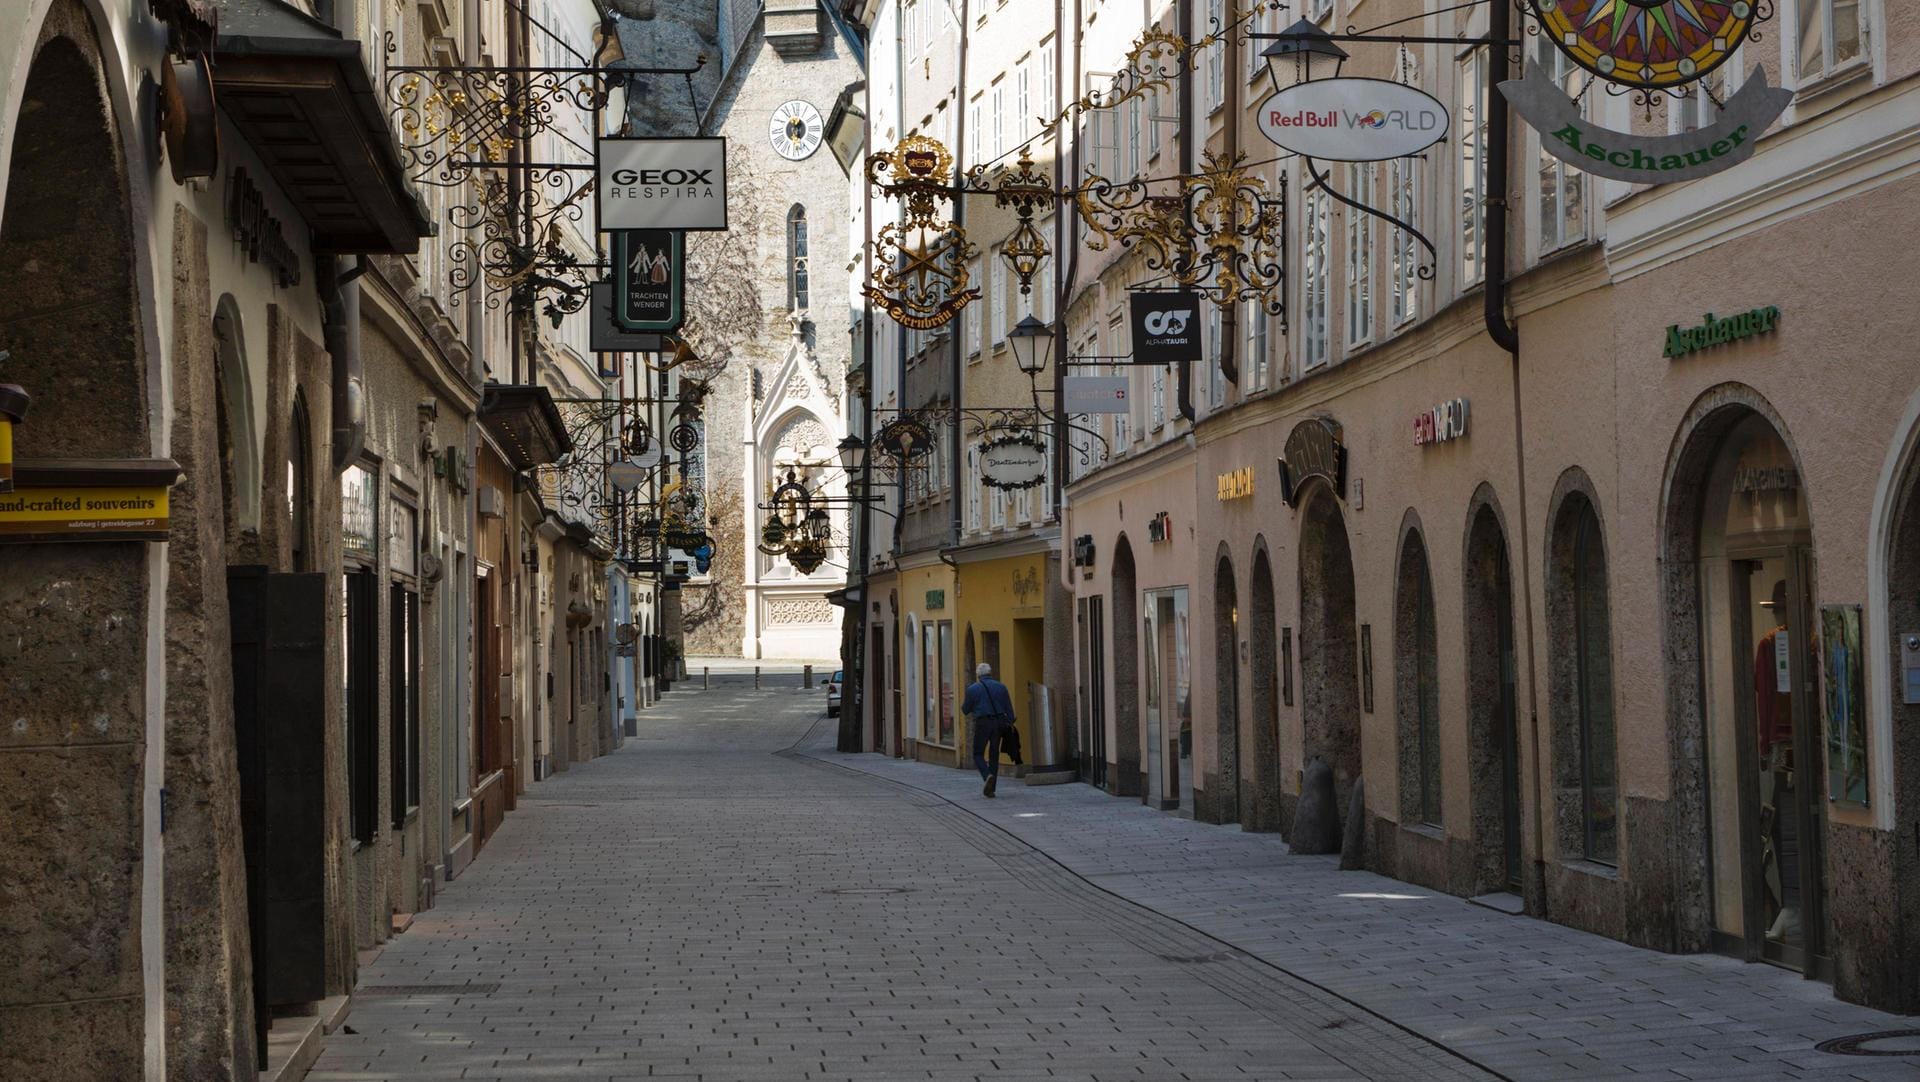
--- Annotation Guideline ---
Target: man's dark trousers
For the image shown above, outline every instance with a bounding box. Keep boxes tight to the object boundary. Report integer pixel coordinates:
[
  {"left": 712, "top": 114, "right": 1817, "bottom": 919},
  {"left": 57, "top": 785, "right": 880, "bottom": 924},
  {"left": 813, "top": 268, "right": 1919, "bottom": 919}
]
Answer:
[{"left": 972, "top": 717, "right": 1004, "bottom": 782}]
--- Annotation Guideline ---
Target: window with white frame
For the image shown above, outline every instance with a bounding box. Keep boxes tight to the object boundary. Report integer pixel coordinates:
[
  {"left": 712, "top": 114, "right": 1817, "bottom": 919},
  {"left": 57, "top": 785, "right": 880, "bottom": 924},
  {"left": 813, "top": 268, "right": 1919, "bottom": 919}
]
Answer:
[
  {"left": 1127, "top": 93, "right": 1142, "bottom": 175},
  {"left": 1459, "top": 47, "right": 1488, "bottom": 288},
  {"left": 1244, "top": 298, "right": 1268, "bottom": 392},
  {"left": 1205, "top": 0, "right": 1225, "bottom": 112},
  {"left": 1794, "top": 0, "right": 1864, "bottom": 85},
  {"left": 1110, "top": 363, "right": 1131, "bottom": 447},
  {"left": 1248, "top": 0, "right": 1274, "bottom": 79},
  {"left": 1148, "top": 82, "right": 1163, "bottom": 156},
  {"left": 1302, "top": 184, "right": 1331, "bottom": 369},
  {"left": 1346, "top": 163, "right": 1373, "bottom": 348},
  {"left": 1150, "top": 363, "right": 1166, "bottom": 430},
  {"left": 967, "top": 443, "right": 983, "bottom": 531},
  {"left": 1389, "top": 154, "right": 1421, "bottom": 327},
  {"left": 990, "top": 467, "right": 1006, "bottom": 527},
  {"left": 1675, "top": 58, "right": 1737, "bottom": 132},
  {"left": 967, "top": 97, "right": 982, "bottom": 166},
  {"left": 1208, "top": 304, "right": 1225, "bottom": 408},
  {"left": 1016, "top": 61, "right": 1031, "bottom": 143},
  {"left": 991, "top": 251, "right": 1008, "bottom": 341},
  {"left": 965, "top": 257, "right": 983, "bottom": 355},
  {"left": 1535, "top": 37, "right": 1587, "bottom": 255},
  {"left": 1041, "top": 42, "right": 1057, "bottom": 126},
  {"left": 1308, "top": 0, "right": 1332, "bottom": 20},
  {"left": 991, "top": 82, "right": 1006, "bottom": 160}
]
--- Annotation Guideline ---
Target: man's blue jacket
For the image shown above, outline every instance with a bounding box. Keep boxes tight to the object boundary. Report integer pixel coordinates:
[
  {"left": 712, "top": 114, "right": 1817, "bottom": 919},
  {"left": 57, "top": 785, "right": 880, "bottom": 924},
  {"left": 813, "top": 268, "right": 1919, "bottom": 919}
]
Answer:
[{"left": 962, "top": 677, "right": 1016, "bottom": 723}]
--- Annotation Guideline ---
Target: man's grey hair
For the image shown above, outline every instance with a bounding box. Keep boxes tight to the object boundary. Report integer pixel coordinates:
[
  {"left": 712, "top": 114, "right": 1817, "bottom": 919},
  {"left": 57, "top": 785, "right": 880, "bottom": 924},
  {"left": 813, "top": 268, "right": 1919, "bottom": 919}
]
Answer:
[{"left": 976, "top": 662, "right": 992, "bottom": 677}]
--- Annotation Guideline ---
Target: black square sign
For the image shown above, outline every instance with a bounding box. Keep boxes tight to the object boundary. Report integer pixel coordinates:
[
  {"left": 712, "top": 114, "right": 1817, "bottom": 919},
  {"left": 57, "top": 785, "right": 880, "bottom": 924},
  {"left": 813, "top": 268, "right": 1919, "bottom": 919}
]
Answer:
[{"left": 1130, "top": 291, "right": 1202, "bottom": 364}]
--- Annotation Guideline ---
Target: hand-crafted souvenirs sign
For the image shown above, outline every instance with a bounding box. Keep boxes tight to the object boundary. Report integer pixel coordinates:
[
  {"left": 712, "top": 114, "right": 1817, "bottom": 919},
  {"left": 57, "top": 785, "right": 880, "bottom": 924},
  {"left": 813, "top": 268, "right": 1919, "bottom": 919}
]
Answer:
[
  {"left": 0, "top": 459, "right": 181, "bottom": 543},
  {"left": 612, "top": 230, "right": 685, "bottom": 333},
  {"left": 1130, "top": 291, "right": 1203, "bottom": 364},
  {"left": 1501, "top": 63, "right": 1789, "bottom": 184},
  {"left": 597, "top": 137, "right": 728, "bottom": 231},
  {"left": 1256, "top": 78, "right": 1449, "bottom": 162},
  {"left": 979, "top": 434, "right": 1047, "bottom": 491}
]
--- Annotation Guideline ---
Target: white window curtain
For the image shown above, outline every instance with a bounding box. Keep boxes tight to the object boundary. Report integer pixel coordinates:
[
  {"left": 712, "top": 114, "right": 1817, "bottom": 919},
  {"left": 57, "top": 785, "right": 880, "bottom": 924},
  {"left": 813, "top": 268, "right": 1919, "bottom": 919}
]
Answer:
[
  {"left": 1458, "top": 47, "right": 1488, "bottom": 288},
  {"left": 1389, "top": 154, "right": 1421, "bottom": 327},
  {"left": 1346, "top": 163, "right": 1373, "bottom": 348},
  {"left": 1302, "top": 184, "right": 1331, "bottom": 369}
]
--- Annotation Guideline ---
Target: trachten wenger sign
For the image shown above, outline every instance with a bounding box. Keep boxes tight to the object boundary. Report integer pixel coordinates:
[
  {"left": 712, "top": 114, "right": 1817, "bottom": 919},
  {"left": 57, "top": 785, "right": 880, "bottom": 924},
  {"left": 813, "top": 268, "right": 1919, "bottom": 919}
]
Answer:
[
  {"left": 1500, "top": 63, "right": 1790, "bottom": 184},
  {"left": 612, "top": 229, "right": 685, "bottom": 333},
  {"left": 1256, "top": 78, "right": 1449, "bottom": 162},
  {"left": 1130, "top": 291, "right": 1202, "bottom": 365},
  {"left": 597, "top": 137, "right": 728, "bottom": 231}
]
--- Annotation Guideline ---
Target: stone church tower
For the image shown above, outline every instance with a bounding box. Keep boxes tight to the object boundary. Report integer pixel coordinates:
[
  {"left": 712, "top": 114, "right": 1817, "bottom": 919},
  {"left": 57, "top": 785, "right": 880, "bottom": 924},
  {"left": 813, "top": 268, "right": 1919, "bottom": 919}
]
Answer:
[{"left": 663, "top": 0, "right": 863, "bottom": 658}]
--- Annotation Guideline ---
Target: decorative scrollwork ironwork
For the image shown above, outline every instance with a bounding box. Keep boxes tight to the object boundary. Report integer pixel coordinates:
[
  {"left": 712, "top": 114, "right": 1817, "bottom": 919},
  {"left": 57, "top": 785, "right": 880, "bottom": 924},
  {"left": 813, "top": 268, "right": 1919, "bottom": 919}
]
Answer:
[
  {"left": 384, "top": 60, "right": 609, "bottom": 188},
  {"left": 1078, "top": 149, "right": 1289, "bottom": 323},
  {"left": 865, "top": 136, "right": 981, "bottom": 330}
]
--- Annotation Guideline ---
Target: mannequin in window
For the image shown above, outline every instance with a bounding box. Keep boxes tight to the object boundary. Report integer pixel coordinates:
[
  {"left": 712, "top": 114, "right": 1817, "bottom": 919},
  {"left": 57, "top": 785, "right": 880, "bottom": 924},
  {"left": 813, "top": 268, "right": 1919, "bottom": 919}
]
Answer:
[{"left": 1753, "top": 579, "right": 1799, "bottom": 943}]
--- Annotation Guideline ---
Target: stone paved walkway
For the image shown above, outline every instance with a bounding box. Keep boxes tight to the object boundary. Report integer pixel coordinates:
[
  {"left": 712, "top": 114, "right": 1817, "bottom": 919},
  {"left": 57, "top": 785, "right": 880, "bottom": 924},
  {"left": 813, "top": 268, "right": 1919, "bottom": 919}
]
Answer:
[
  {"left": 308, "top": 684, "right": 1916, "bottom": 1081},
  {"left": 797, "top": 733, "right": 1920, "bottom": 1081}
]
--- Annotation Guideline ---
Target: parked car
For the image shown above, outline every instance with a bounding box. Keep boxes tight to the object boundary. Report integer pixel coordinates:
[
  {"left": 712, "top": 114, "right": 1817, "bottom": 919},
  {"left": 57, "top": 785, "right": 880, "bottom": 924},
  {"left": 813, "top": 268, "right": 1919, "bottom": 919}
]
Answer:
[{"left": 826, "top": 669, "right": 843, "bottom": 715}]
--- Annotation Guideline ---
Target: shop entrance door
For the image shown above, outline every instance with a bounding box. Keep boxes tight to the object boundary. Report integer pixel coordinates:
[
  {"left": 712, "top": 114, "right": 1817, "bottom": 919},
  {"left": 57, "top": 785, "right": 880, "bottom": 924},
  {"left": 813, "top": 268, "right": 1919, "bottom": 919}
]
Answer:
[
  {"left": 1727, "top": 548, "right": 1828, "bottom": 971},
  {"left": 1143, "top": 588, "right": 1190, "bottom": 810},
  {"left": 1082, "top": 597, "right": 1107, "bottom": 788}
]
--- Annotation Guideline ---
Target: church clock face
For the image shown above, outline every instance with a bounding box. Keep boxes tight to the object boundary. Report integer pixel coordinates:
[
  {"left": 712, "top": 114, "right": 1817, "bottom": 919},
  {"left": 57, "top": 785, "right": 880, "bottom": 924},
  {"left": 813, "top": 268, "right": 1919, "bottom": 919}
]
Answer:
[{"left": 768, "top": 99, "right": 824, "bottom": 161}]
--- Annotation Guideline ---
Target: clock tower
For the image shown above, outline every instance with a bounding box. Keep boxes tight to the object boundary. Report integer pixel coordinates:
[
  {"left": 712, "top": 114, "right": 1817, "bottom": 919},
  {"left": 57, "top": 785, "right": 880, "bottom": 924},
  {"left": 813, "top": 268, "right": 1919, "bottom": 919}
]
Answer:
[{"left": 672, "top": 1, "right": 864, "bottom": 661}]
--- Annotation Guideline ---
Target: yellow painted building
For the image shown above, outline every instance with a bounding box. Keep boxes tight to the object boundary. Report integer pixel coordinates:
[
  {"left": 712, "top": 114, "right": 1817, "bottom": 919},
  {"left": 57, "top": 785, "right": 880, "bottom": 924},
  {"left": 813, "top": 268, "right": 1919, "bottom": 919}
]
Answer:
[{"left": 952, "top": 541, "right": 1052, "bottom": 772}]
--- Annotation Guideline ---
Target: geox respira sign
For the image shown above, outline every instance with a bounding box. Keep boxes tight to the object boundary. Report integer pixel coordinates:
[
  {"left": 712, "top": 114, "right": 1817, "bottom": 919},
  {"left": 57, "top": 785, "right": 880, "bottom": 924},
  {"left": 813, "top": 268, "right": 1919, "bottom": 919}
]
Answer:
[
  {"left": 1499, "top": 63, "right": 1790, "bottom": 185},
  {"left": 597, "top": 137, "right": 728, "bottom": 231}
]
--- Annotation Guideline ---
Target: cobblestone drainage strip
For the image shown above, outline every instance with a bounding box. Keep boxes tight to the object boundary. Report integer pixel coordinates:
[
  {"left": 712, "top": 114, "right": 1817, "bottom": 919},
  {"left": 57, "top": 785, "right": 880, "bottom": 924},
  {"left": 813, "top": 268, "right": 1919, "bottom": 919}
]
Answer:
[
  {"left": 822, "top": 886, "right": 914, "bottom": 896},
  {"left": 358, "top": 984, "right": 503, "bottom": 997},
  {"left": 1815, "top": 1030, "right": 1920, "bottom": 1056},
  {"left": 1155, "top": 951, "right": 1234, "bottom": 964}
]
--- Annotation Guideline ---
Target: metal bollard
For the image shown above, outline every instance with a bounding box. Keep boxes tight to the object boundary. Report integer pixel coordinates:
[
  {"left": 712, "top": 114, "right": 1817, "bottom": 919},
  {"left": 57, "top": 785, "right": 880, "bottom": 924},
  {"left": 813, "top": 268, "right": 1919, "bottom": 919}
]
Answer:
[
  {"left": 703, "top": 666, "right": 710, "bottom": 690},
  {"left": 754, "top": 666, "right": 761, "bottom": 689},
  {"left": 803, "top": 664, "right": 813, "bottom": 688}
]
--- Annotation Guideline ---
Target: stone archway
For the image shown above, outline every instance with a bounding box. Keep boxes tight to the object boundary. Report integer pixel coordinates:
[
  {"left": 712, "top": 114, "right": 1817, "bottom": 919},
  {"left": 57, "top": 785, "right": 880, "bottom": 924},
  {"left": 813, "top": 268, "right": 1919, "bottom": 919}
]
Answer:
[
  {"left": 1298, "top": 486, "right": 1362, "bottom": 837},
  {"left": 1111, "top": 534, "right": 1143, "bottom": 798},
  {"left": 1876, "top": 428, "right": 1920, "bottom": 1012},
  {"left": 1247, "top": 541, "right": 1282, "bottom": 832},
  {"left": 0, "top": 8, "right": 159, "bottom": 1079},
  {"left": 1207, "top": 545, "right": 1241, "bottom": 824},
  {"left": 1463, "top": 488, "right": 1522, "bottom": 895}
]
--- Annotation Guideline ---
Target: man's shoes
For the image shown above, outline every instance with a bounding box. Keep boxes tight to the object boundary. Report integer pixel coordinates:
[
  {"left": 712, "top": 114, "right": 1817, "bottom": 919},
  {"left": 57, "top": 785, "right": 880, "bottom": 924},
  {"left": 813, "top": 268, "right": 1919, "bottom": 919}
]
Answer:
[{"left": 984, "top": 776, "right": 997, "bottom": 798}]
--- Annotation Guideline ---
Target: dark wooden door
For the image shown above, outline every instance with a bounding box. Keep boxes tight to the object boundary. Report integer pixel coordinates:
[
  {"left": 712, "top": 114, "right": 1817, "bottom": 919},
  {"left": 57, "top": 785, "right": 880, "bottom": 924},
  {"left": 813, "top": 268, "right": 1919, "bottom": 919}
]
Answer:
[{"left": 227, "top": 567, "right": 328, "bottom": 1030}]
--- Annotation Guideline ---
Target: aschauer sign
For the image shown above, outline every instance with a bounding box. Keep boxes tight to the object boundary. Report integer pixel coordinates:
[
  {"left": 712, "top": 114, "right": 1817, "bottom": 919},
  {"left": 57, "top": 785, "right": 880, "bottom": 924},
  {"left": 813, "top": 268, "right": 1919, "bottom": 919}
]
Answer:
[
  {"left": 1500, "top": 63, "right": 1790, "bottom": 184},
  {"left": 1664, "top": 305, "right": 1780, "bottom": 359}
]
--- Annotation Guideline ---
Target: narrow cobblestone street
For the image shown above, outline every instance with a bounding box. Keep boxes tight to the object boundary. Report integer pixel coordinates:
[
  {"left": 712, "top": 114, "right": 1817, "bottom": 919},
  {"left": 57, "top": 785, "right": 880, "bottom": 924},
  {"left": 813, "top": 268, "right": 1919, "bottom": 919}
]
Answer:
[{"left": 308, "top": 676, "right": 1915, "bottom": 1082}]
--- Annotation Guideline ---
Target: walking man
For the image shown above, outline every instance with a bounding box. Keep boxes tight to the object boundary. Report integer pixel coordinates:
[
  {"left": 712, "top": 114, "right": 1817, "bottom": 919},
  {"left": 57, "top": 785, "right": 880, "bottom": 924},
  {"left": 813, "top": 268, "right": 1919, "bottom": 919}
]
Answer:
[{"left": 962, "top": 662, "right": 1016, "bottom": 797}]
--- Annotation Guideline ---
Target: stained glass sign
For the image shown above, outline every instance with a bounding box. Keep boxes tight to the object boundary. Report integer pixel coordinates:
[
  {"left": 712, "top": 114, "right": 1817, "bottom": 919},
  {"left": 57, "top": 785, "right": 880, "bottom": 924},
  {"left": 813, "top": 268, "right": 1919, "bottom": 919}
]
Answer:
[{"left": 1529, "top": 0, "right": 1758, "bottom": 89}]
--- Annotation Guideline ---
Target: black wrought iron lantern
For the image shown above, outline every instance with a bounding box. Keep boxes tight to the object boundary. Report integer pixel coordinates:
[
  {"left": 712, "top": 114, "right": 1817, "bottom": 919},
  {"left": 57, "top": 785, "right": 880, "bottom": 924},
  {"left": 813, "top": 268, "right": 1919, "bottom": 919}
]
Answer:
[
  {"left": 1008, "top": 314, "right": 1055, "bottom": 376},
  {"left": 1262, "top": 18, "right": 1348, "bottom": 94}
]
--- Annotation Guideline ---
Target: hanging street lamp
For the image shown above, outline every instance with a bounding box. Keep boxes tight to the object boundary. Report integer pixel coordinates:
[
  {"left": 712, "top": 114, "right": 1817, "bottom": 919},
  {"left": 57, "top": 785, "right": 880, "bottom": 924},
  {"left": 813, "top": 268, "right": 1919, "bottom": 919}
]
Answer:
[
  {"left": 1008, "top": 314, "right": 1055, "bottom": 377},
  {"left": 1260, "top": 17, "right": 1349, "bottom": 95}
]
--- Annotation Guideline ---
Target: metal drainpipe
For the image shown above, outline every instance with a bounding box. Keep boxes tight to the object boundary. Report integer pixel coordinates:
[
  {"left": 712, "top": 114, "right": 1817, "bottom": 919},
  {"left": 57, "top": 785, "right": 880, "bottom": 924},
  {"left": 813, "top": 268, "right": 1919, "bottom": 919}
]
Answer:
[
  {"left": 1218, "top": 0, "right": 1239, "bottom": 385},
  {"left": 949, "top": 3, "right": 969, "bottom": 549},
  {"left": 321, "top": 255, "right": 366, "bottom": 472},
  {"left": 1482, "top": 0, "right": 1545, "bottom": 911},
  {"left": 1049, "top": 0, "right": 1068, "bottom": 532},
  {"left": 1175, "top": 0, "right": 1196, "bottom": 423},
  {"left": 1057, "top": 0, "right": 1083, "bottom": 597}
]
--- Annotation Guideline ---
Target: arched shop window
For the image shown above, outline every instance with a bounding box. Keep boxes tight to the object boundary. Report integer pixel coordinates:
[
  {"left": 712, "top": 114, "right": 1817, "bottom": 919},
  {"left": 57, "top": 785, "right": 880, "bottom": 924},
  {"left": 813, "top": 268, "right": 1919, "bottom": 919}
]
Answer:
[
  {"left": 1550, "top": 490, "right": 1619, "bottom": 865},
  {"left": 1395, "top": 528, "right": 1441, "bottom": 827}
]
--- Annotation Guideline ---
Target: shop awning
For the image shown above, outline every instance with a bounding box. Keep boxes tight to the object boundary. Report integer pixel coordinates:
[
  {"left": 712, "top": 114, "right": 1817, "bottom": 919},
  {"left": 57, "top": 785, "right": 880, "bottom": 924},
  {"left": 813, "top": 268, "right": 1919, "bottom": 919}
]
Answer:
[
  {"left": 210, "top": 0, "right": 431, "bottom": 253},
  {"left": 479, "top": 384, "right": 572, "bottom": 470}
]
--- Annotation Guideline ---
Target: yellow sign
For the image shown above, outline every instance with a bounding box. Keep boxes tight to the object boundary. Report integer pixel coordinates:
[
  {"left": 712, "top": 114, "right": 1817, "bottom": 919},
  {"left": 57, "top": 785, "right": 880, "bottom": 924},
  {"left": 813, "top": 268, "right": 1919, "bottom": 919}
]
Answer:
[
  {"left": 1216, "top": 466, "right": 1255, "bottom": 501},
  {"left": 0, "top": 418, "right": 12, "bottom": 493},
  {"left": 0, "top": 485, "right": 172, "bottom": 541}
]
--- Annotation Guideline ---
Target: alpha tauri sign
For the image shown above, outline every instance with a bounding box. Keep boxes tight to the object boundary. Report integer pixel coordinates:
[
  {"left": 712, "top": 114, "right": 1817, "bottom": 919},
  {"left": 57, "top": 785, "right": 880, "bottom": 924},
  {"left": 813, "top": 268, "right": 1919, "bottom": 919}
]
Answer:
[
  {"left": 597, "top": 137, "right": 728, "bottom": 231},
  {"left": 1257, "top": 78, "right": 1448, "bottom": 162},
  {"left": 1130, "top": 291, "right": 1202, "bottom": 365}
]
